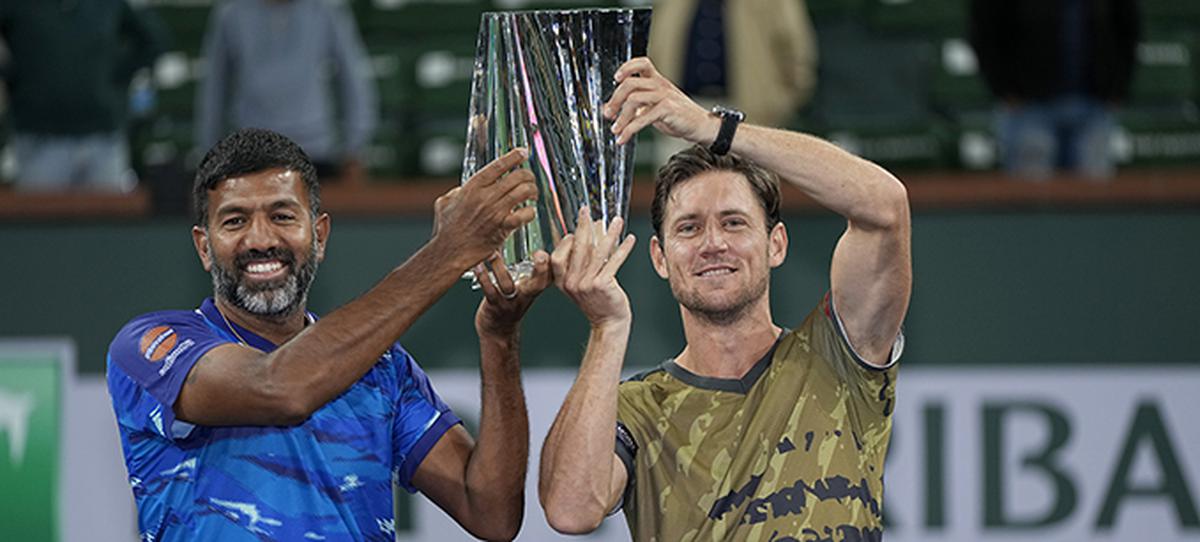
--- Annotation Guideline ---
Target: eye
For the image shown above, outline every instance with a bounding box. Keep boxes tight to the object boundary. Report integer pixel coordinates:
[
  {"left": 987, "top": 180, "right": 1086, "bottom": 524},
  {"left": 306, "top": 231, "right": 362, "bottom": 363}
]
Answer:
[
  {"left": 273, "top": 212, "right": 297, "bottom": 223},
  {"left": 222, "top": 216, "right": 246, "bottom": 228},
  {"left": 676, "top": 222, "right": 699, "bottom": 235},
  {"left": 724, "top": 217, "right": 748, "bottom": 229}
]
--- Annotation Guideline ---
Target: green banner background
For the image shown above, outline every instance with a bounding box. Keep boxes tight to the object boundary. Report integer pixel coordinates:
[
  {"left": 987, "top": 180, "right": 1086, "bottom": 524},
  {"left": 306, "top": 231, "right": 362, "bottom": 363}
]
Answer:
[{"left": 0, "top": 353, "right": 63, "bottom": 542}]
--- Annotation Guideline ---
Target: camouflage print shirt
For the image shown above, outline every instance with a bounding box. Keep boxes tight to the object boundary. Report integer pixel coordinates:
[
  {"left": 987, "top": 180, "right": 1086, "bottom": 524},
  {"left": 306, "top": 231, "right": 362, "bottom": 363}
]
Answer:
[{"left": 615, "top": 293, "right": 902, "bottom": 542}]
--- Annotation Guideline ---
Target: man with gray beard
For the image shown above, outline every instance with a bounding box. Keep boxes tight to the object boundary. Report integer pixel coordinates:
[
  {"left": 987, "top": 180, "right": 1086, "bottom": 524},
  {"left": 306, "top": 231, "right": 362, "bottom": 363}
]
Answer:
[{"left": 106, "top": 128, "right": 546, "bottom": 541}]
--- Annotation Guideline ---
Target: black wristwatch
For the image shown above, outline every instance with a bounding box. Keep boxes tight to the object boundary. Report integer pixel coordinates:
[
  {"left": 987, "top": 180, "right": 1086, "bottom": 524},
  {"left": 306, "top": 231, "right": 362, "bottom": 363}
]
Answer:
[{"left": 708, "top": 105, "right": 745, "bottom": 156}]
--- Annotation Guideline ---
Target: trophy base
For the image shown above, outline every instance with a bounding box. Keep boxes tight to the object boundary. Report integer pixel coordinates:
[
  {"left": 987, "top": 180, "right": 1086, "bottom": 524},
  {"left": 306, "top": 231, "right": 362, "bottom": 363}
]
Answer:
[{"left": 462, "top": 260, "right": 536, "bottom": 291}]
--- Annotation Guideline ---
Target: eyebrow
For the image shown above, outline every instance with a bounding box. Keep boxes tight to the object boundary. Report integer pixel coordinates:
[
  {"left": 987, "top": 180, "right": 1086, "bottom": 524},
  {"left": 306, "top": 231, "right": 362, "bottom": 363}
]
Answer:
[
  {"left": 670, "top": 209, "right": 752, "bottom": 224},
  {"left": 215, "top": 199, "right": 304, "bottom": 217}
]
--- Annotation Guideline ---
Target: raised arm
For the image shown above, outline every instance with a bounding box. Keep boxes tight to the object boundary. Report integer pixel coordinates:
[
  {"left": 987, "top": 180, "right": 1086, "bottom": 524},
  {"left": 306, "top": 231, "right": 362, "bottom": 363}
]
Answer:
[
  {"left": 412, "top": 251, "right": 551, "bottom": 541},
  {"left": 725, "top": 126, "right": 909, "bottom": 365},
  {"left": 175, "top": 149, "right": 539, "bottom": 426},
  {"left": 539, "top": 212, "right": 637, "bottom": 534},
  {"left": 606, "top": 58, "right": 911, "bottom": 365}
]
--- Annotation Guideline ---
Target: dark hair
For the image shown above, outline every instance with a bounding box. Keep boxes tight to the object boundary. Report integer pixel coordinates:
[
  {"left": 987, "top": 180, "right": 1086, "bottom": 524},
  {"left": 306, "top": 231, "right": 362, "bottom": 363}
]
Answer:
[
  {"left": 651, "top": 145, "right": 781, "bottom": 238},
  {"left": 192, "top": 128, "right": 320, "bottom": 226}
]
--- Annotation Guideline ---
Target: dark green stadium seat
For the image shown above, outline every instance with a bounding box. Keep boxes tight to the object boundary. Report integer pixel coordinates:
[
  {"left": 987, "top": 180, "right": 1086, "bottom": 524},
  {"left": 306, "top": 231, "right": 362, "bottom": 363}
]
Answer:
[
  {"left": 151, "top": 3, "right": 214, "bottom": 55},
  {"left": 487, "top": 0, "right": 622, "bottom": 9},
  {"left": 1129, "top": 32, "right": 1197, "bottom": 106},
  {"left": 367, "top": 47, "right": 417, "bottom": 112},
  {"left": 632, "top": 131, "right": 659, "bottom": 175},
  {"left": 806, "top": 0, "right": 864, "bottom": 22},
  {"left": 947, "top": 111, "right": 998, "bottom": 171},
  {"left": 798, "top": 19, "right": 948, "bottom": 169},
  {"left": 811, "top": 119, "right": 953, "bottom": 170},
  {"left": 1141, "top": 0, "right": 1200, "bottom": 34},
  {"left": 365, "top": 117, "right": 417, "bottom": 178},
  {"left": 365, "top": 37, "right": 476, "bottom": 116},
  {"left": 930, "top": 37, "right": 993, "bottom": 115},
  {"left": 152, "top": 51, "right": 204, "bottom": 117},
  {"left": 864, "top": 0, "right": 966, "bottom": 38},
  {"left": 131, "top": 113, "right": 195, "bottom": 170},
  {"left": 356, "top": 0, "right": 488, "bottom": 39},
  {"left": 369, "top": 113, "right": 468, "bottom": 178},
  {"left": 412, "top": 115, "right": 469, "bottom": 177},
  {"left": 409, "top": 39, "right": 479, "bottom": 114},
  {"left": 804, "top": 21, "right": 938, "bottom": 124},
  {"left": 1115, "top": 105, "right": 1200, "bottom": 166}
]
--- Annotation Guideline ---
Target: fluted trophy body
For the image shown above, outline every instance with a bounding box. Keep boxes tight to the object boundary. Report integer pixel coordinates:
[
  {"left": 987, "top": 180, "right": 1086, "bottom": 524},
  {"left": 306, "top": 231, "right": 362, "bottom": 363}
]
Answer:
[{"left": 462, "top": 8, "right": 652, "bottom": 281}]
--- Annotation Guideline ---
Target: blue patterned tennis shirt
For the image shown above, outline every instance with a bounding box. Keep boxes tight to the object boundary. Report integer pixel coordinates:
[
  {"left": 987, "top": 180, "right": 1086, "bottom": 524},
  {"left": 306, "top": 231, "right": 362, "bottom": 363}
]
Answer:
[{"left": 106, "top": 298, "right": 460, "bottom": 541}]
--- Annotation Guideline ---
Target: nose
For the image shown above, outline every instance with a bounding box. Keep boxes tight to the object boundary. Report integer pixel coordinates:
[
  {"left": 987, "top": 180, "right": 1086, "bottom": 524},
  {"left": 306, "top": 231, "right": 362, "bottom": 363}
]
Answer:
[
  {"left": 698, "top": 223, "right": 728, "bottom": 255},
  {"left": 241, "top": 214, "right": 280, "bottom": 252}
]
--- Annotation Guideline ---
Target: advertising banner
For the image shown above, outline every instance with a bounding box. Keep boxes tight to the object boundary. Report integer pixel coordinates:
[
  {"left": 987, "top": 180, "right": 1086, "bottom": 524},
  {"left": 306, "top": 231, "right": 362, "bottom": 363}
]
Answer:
[
  {"left": 0, "top": 340, "right": 73, "bottom": 542},
  {"left": 403, "top": 367, "right": 1200, "bottom": 542},
  {"left": 9, "top": 361, "right": 1198, "bottom": 541}
]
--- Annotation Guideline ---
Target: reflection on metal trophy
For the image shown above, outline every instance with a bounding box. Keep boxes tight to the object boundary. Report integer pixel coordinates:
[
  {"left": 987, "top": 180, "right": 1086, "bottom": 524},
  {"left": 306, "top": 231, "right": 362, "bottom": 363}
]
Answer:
[{"left": 462, "top": 8, "right": 652, "bottom": 281}]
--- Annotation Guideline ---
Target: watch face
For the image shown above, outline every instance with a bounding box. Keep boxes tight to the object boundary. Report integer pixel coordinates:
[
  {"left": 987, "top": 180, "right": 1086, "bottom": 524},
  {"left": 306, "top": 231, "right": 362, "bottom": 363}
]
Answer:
[{"left": 711, "top": 105, "right": 745, "bottom": 122}]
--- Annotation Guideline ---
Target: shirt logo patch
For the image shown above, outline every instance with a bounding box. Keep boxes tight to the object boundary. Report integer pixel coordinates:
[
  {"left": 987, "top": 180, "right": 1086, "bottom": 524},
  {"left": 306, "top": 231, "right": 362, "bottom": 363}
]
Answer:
[{"left": 140, "top": 326, "right": 177, "bottom": 363}]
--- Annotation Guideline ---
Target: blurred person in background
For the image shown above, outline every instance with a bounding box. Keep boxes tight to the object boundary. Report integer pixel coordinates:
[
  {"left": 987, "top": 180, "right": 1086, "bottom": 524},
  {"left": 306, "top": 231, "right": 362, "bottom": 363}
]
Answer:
[
  {"left": 970, "top": 0, "right": 1140, "bottom": 180},
  {"left": 648, "top": 0, "right": 818, "bottom": 161},
  {"left": 196, "top": 0, "right": 377, "bottom": 186},
  {"left": 0, "top": 0, "right": 166, "bottom": 192}
]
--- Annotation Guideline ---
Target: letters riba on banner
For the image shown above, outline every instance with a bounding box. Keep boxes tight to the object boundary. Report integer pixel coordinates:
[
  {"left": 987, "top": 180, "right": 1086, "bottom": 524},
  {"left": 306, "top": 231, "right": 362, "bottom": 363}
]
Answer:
[
  {"left": 402, "top": 367, "right": 1200, "bottom": 542},
  {"left": 880, "top": 367, "right": 1199, "bottom": 542}
]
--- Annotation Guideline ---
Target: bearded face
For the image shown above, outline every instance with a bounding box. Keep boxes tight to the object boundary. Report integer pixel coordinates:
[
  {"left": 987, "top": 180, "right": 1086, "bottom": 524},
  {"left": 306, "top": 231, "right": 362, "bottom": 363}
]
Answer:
[
  {"left": 208, "top": 238, "right": 319, "bottom": 318},
  {"left": 666, "top": 252, "right": 771, "bottom": 325},
  {"left": 651, "top": 171, "right": 785, "bottom": 326},
  {"left": 196, "top": 169, "right": 326, "bottom": 320}
]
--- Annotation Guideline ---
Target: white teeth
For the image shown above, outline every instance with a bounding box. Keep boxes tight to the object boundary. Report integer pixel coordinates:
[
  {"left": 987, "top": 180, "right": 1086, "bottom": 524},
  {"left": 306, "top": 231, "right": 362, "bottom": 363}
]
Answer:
[
  {"left": 700, "top": 269, "right": 733, "bottom": 277},
  {"left": 246, "top": 261, "right": 283, "bottom": 274}
]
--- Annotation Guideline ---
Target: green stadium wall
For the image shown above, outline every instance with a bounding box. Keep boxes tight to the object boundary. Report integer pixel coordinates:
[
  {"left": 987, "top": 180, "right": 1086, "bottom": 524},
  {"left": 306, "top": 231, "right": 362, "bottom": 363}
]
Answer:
[{"left": 2, "top": 209, "right": 1197, "bottom": 375}]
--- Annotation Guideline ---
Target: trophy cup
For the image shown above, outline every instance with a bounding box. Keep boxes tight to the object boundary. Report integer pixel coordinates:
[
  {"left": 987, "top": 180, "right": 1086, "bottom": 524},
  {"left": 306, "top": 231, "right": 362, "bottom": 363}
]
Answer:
[{"left": 462, "top": 8, "right": 652, "bottom": 282}]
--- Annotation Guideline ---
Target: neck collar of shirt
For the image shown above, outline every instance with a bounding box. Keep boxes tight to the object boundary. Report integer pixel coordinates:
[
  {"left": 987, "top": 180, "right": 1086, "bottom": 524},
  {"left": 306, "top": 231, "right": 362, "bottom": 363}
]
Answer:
[
  {"left": 662, "top": 328, "right": 789, "bottom": 394},
  {"left": 198, "top": 297, "right": 316, "bottom": 353}
]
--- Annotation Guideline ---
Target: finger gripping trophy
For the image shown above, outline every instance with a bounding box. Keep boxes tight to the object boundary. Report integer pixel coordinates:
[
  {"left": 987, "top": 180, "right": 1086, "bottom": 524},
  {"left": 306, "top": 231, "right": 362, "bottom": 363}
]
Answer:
[{"left": 462, "top": 8, "right": 652, "bottom": 281}]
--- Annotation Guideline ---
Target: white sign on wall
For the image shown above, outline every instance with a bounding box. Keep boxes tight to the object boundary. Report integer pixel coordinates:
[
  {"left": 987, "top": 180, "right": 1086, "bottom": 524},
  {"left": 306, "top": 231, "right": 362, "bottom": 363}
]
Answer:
[
  {"left": 49, "top": 366, "right": 1200, "bottom": 542},
  {"left": 410, "top": 367, "right": 1200, "bottom": 542}
]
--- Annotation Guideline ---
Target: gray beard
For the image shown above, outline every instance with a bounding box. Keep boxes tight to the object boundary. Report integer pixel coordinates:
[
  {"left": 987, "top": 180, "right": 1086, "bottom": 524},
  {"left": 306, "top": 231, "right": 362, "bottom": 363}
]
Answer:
[{"left": 208, "top": 240, "right": 319, "bottom": 319}]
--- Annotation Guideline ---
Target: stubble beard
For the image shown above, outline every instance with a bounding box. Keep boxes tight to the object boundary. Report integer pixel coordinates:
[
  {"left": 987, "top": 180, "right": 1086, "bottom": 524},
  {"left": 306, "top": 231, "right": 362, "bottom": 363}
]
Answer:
[{"left": 671, "top": 267, "right": 770, "bottom": 326}]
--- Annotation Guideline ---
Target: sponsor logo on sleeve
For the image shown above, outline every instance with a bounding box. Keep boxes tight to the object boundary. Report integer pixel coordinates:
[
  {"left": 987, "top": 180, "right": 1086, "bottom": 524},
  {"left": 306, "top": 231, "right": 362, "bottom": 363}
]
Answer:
[
  {"left": 139, "top": 326, "right": 178, "bottom": 363},
  {"left": 158, "top": 339, "right": 195, "bottom": 377}
]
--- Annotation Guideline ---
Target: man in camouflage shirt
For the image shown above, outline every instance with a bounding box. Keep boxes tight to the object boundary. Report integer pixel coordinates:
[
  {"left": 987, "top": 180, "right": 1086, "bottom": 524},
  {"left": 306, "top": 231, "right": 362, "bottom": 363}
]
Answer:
[{"left": 538, "top": 57, "right": 911, "bottom": 542}]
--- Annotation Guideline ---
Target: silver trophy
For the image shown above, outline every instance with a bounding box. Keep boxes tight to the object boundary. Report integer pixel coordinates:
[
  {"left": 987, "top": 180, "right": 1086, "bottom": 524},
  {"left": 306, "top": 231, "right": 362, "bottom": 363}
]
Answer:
[{"left": 462, "top": 8, "right": 652, "bottom": 282}]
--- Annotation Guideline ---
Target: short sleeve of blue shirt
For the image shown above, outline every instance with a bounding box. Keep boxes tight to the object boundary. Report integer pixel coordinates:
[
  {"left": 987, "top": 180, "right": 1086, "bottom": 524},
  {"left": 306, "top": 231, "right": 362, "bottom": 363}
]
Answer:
[
  {"left": 389, "top": 345, "right": 461, "bottom": 492},
  {"left": 107, "top": 310, "right": 230, "bottom": 441}
]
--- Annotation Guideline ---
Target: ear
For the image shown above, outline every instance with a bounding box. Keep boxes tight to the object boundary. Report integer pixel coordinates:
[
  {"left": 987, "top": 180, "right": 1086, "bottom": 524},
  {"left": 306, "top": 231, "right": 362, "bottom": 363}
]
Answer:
[
  {"left": 768, "top": 221, "right": 788, "bottom": 269},
  {"left": 313, "top": 213, "right": 331, "bottom": 263},
  {"left": 192, "top": 225, "right": 213, "bottom": 273},
  {"left": 649, "top": 235, "right": 669, "bottom": 280}
]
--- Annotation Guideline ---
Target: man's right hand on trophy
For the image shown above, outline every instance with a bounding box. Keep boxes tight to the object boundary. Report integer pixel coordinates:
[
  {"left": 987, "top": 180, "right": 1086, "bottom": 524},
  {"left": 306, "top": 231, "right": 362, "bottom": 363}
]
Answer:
[
  {"left": 551, "top": 208, "right": 637, "bottom": 329},
  {"left": 432, "top": 148, "right": 539, "bottom": 269},
  {"left": 604, "top": 57, "right": 722, "bottom": 146}
]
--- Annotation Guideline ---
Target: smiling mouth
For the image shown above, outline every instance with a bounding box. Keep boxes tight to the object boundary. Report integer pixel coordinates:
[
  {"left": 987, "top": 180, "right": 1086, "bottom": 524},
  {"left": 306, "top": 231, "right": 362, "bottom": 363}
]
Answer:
[
  {"left": 242, "top": 260, "right": 287, "bottom": 279},
  {"left": 696, "top": 267, "right": 736, "bottom": 277}
]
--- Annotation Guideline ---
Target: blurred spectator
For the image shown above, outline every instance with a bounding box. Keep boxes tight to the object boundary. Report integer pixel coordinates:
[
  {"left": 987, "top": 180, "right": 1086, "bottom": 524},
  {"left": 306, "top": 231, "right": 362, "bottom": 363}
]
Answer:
[
  {"left": 196, "top": 0, "right": 378, "bottom": 185},
  {"left": 970, "top": 0, "right": 1140, "bottom": 180},
  {"left": 648, "top": 0, "right": 817, "bottom": 160},
  {"left": 0, "top": 0, "right": 167, "bottom": 193}
]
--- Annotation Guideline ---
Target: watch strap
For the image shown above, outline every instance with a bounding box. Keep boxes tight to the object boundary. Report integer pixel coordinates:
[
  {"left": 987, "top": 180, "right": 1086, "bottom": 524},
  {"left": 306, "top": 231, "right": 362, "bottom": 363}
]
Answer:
[{"left": 708, "top": 106, "right": 743, "bottom": 156}]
